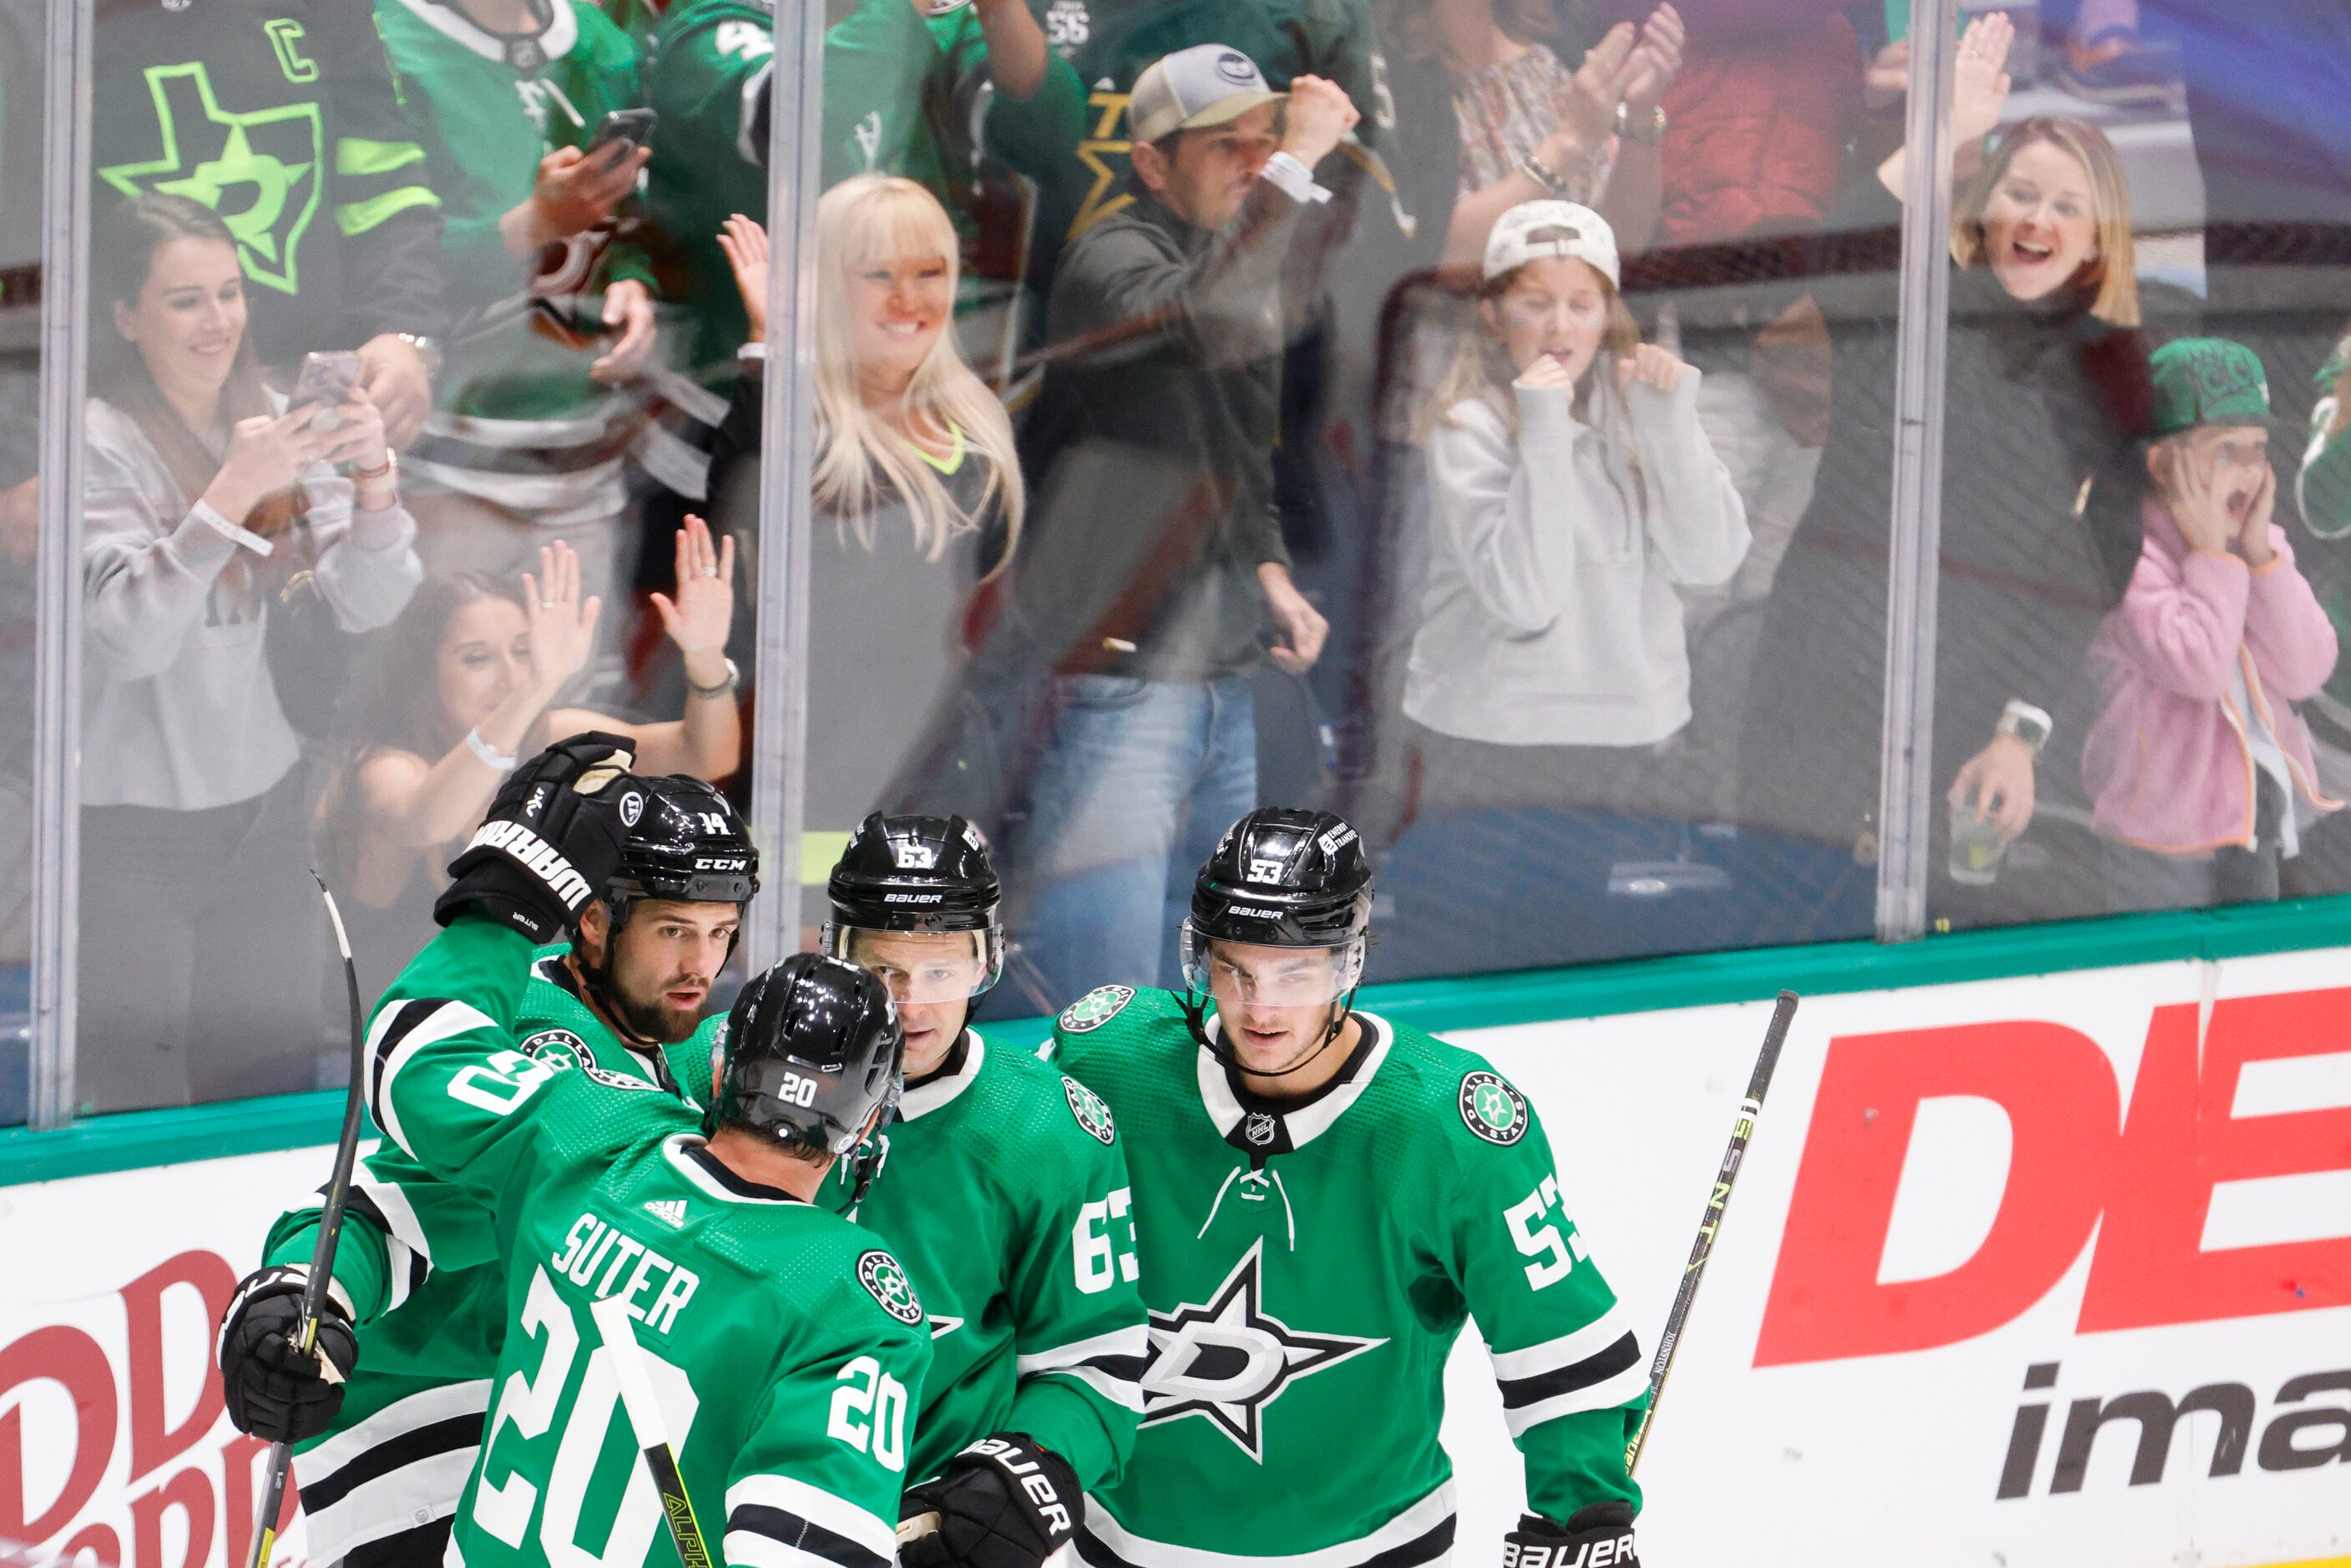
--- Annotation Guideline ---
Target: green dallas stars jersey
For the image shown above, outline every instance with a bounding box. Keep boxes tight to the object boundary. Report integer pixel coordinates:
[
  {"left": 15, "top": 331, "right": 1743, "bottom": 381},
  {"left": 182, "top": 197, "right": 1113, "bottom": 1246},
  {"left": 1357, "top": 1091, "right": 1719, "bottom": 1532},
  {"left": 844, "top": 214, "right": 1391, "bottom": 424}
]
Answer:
[
  {"left": 670, "top": 1026, "right": 1147, "bottom": 1492},
  {"left": 265, "top": 931, "right": 722, "bottom": 1562},
  {"left": 372, "top": 0, "right": 656, "bottom": 524},
  {"left": 1047, "top": 987, "right": 1644, "bottom": 1568},
  {"left": 434, "top": 1052, "right": 932, "bottom": 1568}
]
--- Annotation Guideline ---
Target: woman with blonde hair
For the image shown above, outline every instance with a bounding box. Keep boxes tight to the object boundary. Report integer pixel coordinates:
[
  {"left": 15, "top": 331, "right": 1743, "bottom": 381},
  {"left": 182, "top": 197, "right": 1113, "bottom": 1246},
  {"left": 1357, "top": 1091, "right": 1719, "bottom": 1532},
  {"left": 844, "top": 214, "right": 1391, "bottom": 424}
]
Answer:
[
  {"left": 715, "top": 175, "right": 1025, "bottom": 918},
  {"left": 1738, "top": 11, "right": 2173, "bottom": 926}
]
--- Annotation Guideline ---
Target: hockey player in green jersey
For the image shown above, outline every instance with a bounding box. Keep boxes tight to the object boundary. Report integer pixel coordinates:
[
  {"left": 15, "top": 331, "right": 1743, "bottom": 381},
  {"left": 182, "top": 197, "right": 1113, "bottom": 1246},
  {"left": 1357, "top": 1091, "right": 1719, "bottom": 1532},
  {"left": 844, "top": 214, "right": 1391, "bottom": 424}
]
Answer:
[
  {"left": 427, "top": 950, "right": 932, "bottom": 1568},
  {"left": 220, "top": 756, "right": 760, "bottom": 1567},
  {"left": 1049, "top": 808, "right": 1649, "bottom": 1568},
  {"left": 796, "top": 815, "right": 1145, "bottom": 1568}
]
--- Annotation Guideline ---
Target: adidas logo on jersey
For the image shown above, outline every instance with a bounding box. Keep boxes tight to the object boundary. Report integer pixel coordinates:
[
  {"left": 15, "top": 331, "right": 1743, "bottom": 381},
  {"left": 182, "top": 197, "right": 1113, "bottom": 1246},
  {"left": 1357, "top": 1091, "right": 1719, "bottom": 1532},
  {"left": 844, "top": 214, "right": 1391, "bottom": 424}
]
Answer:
[{"left": 642, "top": 1198, "right": 689, "bottom": 1228}]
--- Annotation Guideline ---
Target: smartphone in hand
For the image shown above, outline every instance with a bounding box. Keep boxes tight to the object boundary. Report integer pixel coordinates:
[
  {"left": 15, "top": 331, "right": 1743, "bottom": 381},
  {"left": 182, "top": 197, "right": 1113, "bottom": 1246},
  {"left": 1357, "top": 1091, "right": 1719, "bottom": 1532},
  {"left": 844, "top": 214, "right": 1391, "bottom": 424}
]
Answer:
[
  {"left": 290, "top": 350, "right": 364, "bottom": 427},
  {"left": 586, "top": 108, "right": 657, "bottom": 164}
]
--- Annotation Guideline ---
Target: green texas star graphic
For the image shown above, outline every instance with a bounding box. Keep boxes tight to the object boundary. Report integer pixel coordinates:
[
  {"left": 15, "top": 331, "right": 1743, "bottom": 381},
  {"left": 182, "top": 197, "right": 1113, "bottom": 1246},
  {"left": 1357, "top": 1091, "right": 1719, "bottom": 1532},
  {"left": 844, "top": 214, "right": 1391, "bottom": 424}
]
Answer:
[{"left": 99, "top": 63, "right": 322, "bottom": 295}]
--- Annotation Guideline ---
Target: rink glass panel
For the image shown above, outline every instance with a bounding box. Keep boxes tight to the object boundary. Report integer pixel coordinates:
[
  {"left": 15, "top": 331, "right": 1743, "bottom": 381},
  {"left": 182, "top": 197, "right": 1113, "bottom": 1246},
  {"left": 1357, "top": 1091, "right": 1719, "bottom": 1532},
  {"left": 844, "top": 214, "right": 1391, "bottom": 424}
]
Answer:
[
  {"left": 64, "top": 0, "right": 766, "bottom": 1111},
  {"left": 25, "top": 0, "right": 2351, "bottom": 1121},
  {"left": 1, "top": 0, "right": 43, "bottom": 1128},
  {"left": 1917, "top": 8, "right": 2351, "bottom": 935}
]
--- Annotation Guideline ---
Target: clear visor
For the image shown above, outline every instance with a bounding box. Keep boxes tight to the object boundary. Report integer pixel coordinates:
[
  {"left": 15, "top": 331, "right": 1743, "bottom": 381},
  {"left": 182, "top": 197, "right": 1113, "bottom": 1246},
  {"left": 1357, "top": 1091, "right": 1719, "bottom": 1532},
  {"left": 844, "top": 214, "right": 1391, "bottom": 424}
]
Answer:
[
  {"left": 822, "top": 924, "right": 1004, "bottom": 1002},
  {"left": 1181, "top": 925, "right": 1366, "bottom": 1009}
]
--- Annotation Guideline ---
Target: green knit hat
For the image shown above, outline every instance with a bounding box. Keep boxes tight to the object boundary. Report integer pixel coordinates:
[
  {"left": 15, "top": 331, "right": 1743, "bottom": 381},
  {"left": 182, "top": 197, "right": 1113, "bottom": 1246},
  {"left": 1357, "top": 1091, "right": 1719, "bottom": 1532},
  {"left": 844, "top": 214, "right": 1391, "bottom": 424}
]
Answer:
[{"left": 2150, "top": 337, "right": 2273, "bottom": 438}]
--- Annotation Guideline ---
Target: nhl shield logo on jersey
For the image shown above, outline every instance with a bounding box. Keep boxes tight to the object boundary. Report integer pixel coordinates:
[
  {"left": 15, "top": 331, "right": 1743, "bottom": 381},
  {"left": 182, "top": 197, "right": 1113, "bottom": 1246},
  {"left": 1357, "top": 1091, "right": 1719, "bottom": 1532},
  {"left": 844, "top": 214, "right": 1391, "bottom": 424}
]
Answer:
[
  {"left": 857, "top": 1250, "right": 925, "bottom": 1326},
  {"left": 1459, "top": 1070, "right": 1529, "bottom": 1146},
  {"left": 1140, "top": 1239, "right": 1387, "bottom": 1459},
  {"left": 1062, "top": 1077, "right": 1117, "bottom": 1145},
  {"left": 1243, "top": 1111, "right": 1278, "bottom": 1147},
  {"left": 520, "top": 1029, "right": 587, "bottom": 1072},
  {"left": 1058, "top": 984, "right": 1135, "bottom": 1034}
]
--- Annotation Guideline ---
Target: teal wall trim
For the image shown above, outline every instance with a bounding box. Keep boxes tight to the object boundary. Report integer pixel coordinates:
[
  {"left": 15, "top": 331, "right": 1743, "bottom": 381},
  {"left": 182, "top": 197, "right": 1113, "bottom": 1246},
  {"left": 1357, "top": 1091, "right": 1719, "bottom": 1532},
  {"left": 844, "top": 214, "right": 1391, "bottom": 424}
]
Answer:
[{"left": 8, "top": 894, "right": 2349, "bottom": 1188}]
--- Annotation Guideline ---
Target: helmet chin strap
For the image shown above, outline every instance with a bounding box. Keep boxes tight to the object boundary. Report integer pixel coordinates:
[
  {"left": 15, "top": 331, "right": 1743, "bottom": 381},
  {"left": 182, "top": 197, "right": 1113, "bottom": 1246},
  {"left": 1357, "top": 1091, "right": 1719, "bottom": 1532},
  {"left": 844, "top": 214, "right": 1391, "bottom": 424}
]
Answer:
[{"left": 1182, "top": 986, "right": 1361, "bottom": 1081}]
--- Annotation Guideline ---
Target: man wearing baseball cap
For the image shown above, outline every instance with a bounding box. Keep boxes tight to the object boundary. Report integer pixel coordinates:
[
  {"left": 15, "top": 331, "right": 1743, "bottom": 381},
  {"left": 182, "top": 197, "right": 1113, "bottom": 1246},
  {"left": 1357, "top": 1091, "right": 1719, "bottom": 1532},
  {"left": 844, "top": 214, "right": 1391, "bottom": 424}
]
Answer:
[{"left": 982, "top": 46, "right": 1359, "bottom": 1009}]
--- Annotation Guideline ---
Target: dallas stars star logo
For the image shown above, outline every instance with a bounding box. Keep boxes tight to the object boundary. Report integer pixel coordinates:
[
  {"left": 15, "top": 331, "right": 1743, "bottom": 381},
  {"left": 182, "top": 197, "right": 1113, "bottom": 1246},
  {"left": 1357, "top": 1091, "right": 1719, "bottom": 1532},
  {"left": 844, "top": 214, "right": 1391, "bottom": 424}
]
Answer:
[{"left": 1140, "top": 1239, "right": 1385, "bottom": 1460}]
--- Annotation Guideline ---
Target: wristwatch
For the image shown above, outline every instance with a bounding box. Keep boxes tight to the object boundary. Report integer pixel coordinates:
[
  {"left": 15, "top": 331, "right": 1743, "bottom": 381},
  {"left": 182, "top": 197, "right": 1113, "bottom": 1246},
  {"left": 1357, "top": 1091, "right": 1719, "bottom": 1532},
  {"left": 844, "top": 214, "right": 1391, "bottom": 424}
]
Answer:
[
  {"left": 687, "top": 657, "right": 741, "bottom": 698},
  {"left": 393, "top": 331, "right": 444, "bottom": 381},
  {"left": 1996, "top": 700, "right": 2053, "bottom": 755}
]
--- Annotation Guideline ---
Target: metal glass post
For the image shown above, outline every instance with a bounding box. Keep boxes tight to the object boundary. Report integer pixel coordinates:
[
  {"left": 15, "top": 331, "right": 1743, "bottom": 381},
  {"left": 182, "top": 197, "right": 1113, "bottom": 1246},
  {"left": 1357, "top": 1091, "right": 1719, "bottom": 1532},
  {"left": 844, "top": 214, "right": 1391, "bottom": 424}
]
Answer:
[
  {"left": 1874, "top": 0, "right": 1961, "bottom": 944},
  {"left": 745, "top": 0, "right": 828, "bottom": 973},
  {"left": 29, "top": 0, "right": 93, "bottom": 1129}
]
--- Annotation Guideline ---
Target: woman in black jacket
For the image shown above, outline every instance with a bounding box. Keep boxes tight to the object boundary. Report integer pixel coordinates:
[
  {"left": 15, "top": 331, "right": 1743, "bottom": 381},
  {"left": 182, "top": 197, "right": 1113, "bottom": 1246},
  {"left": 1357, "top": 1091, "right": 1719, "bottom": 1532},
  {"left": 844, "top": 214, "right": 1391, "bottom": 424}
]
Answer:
[{"left": 1737, "top": 105, "right": 2169, "bottom": 931}]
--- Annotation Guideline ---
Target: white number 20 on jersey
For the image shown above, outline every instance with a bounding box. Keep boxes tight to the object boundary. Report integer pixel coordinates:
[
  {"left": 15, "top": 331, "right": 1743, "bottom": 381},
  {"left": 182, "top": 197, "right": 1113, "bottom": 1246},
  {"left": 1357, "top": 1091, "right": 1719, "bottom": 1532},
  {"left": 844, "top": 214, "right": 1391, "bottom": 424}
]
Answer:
[
  {"left": 1504, "top": 1176, "right": 1587, "bottom": 1290},
  {"left": 828, "top": 1356, "right": 909, "bottom": 1471}
]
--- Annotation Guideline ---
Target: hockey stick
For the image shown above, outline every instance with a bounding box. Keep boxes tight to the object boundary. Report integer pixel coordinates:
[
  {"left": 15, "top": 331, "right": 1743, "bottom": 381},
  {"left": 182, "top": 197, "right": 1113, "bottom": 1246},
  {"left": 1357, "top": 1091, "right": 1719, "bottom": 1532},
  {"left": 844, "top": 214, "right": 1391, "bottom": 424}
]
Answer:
[
  {"left": 245, "top": 876, "right": 370, "bottom": 1568},
  {"left": 1623, "top": 989, "right": 1799, "bottom": 1476},
  {"left": 592, "top": 1295, "right": 715, "bottom": 1568}
]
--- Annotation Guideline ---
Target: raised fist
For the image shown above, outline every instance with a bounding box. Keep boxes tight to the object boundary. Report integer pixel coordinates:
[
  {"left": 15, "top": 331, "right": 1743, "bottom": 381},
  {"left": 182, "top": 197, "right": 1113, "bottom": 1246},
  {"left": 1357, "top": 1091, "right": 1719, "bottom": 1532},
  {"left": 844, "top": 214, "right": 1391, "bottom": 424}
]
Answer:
[{"left": 436, "top": 732, "right": 640, "bottom": 943}]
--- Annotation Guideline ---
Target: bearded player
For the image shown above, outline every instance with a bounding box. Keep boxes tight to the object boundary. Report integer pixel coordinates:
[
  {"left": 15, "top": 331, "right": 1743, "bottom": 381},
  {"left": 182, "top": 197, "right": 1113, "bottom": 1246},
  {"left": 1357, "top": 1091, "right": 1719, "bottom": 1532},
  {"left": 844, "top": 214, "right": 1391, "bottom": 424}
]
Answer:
[
  {"left": 1049, "top": 807, "right": 1648, "bottom": 1568},
  {"left": 218, "top": 751, "right": 758, "bottom": 1568}
]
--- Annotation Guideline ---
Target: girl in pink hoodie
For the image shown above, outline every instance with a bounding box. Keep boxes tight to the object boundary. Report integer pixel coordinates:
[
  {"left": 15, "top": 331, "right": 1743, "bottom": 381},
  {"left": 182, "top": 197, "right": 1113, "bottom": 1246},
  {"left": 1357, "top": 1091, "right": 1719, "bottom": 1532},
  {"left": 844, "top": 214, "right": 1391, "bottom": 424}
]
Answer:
[{"left": 2081, "top": 337, "right": 2342, "bottom": 910}]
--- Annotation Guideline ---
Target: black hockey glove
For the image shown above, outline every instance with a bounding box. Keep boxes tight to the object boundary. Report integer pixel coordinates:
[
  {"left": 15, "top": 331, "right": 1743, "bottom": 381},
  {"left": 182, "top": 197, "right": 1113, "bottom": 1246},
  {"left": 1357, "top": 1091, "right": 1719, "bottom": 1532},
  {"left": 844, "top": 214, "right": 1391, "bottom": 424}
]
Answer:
[
  {"left": 1501, "top": 1505, "right": 1638, "bottom": 1568},
  {"left": 435, "top": 733, "right": 640, "bottom": 943},
  {"left": 217, "top": 1265, "right": 359, "bottom": 1444},
  {"left": 899, "top": 1434, "right": 1079, "bottom": 1568}
]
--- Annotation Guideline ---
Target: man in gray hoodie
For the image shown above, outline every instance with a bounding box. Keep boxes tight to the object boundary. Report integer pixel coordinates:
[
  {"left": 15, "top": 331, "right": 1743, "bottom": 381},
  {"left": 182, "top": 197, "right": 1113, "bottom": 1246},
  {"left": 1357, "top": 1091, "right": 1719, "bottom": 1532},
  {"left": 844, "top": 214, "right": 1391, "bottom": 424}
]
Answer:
[{"left": 992, "top": 44, "right": 1358, "bottom": 1007}]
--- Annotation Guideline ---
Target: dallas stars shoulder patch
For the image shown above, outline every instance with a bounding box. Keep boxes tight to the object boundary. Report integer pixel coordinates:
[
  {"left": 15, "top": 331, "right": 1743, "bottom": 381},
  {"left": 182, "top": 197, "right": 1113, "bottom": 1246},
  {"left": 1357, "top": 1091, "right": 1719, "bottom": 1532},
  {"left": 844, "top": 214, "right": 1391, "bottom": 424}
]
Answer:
[
  {"left": 1059, "top": 984, "right": 1135, "bottom": 1034},
  {"left": 857, "top": 1250, "right": 924, "bottom": 1326},
  {"left": 1062, "top": 1076, "right": 1117, "bottom": 1145},
  {"left": 1458, "top": 1070, "right": 1529, "bottom": 1146},
  {"left": 521, "top": 1029, "right": 587, "bottom": 1071}
]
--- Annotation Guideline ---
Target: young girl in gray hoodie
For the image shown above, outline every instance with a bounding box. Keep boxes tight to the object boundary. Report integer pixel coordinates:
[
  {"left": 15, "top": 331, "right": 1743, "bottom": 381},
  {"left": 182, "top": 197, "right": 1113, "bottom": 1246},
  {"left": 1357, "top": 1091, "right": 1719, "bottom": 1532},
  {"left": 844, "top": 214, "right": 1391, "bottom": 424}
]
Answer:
[{"left": 1403, "top": 200, "right": 1747, "bottom": 809}]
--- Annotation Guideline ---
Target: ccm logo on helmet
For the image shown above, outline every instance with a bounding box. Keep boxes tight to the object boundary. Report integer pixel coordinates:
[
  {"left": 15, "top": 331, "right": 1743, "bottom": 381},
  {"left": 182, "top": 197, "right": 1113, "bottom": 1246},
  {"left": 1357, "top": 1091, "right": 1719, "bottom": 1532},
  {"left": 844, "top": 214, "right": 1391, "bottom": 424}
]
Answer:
[
  {"left": 1502, "top": 1532, "right": 1633, "bottom": 1568},
  {"left": 694, "top": 855, "right": 751, "bottom": 871}
]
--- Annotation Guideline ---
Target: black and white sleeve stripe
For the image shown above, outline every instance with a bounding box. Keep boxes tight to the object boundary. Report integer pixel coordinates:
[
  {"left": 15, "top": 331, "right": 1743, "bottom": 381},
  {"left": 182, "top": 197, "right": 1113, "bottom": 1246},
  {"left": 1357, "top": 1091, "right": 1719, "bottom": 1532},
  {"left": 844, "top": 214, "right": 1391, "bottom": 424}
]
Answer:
[
  {"left": 1489, "top": 1311, "right": 1647, "bottom": 1438},
  {"left": 722, "top": 1475, "right": 897, "bottom": 1568},
  {"left": 1016, "top": 1323, "right": 1150, "bottom": 1413},
  {"left": 361, "top": 996, "right": 501, "bottom": 1158},
  {"left": 340, "top": 1182, "right": 434, "bottom": 1313}
]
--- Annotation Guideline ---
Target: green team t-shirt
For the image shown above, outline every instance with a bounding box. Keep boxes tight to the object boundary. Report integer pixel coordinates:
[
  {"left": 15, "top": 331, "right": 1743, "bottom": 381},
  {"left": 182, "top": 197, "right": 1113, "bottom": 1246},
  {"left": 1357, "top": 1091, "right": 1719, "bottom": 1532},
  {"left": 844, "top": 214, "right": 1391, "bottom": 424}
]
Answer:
[{"left": 1048, "top": 987, "right": 1645, "bottom": 1568}]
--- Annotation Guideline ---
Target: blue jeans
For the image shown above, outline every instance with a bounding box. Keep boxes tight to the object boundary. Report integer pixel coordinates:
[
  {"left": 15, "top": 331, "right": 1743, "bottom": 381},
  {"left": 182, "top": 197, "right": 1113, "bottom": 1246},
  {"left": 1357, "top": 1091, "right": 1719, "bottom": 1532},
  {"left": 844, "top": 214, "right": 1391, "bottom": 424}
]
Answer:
[{"left": 1009, "top": 672, "right": 1257, "bottom": 1010}]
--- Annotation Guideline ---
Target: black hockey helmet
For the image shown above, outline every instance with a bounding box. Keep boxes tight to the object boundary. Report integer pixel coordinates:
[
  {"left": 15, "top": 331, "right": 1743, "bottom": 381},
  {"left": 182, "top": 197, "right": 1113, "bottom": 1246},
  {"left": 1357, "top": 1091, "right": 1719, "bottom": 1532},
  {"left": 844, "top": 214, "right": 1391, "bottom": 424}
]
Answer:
[
  {"left": 710, "top": 953, "right": 903, "bottom": 1159},
  {"left": 821, "top": 813, "right": 1003, "bottom": 999},
  {"left": 1181, "top": 808, "right": 1374, "bottom": 1070},
  {"left": 579, "top": 776, "right": 759, "bottom": 1049},
  {"left": 604, "top": 776, "right": 761, "bottom": 927}
]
